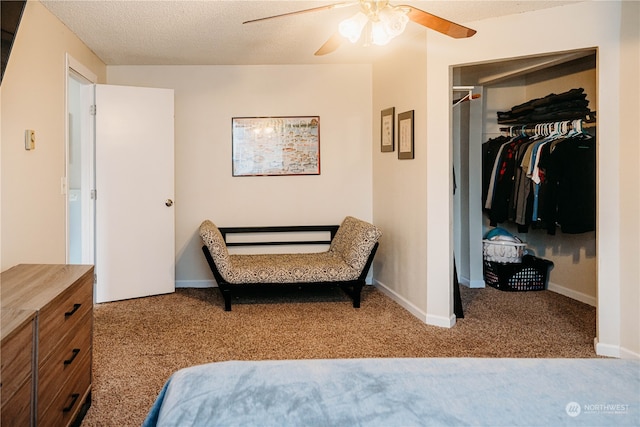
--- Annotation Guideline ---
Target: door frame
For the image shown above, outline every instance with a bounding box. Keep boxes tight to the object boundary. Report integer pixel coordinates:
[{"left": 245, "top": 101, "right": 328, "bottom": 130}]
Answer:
[
  {"left": 452, "top": 85, "right": 485, "bottom": 289},
  {"left": 65, "top": 54, "right": 97, "bottom": 264}
]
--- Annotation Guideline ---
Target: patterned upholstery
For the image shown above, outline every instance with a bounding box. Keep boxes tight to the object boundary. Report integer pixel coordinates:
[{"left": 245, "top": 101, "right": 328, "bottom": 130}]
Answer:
[
  {"left": 228, "top": 252, "right": 357, "bottom": 284},
  {"left": 329, "top": 216, "right": 383, "bottom": 273},
  {"left": 199, "top": 220, "right": 234, "bottom": 281},
  {"left": 199, "top": 217, "right": 382, "bottom": 285}
]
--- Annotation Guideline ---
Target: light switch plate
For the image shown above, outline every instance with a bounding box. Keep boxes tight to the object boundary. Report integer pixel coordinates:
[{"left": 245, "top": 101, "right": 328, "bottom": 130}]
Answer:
[{"left": 25, "top": 129, "right": 35, "bottom": 150}]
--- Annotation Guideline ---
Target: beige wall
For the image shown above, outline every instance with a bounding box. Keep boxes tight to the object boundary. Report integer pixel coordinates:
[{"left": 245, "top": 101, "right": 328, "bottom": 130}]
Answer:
[
  {"left": 617, "top": 0, "right": 640, "bottom": 359},
  {"left": 106, "top": 64, "right": 373, "bottom": 285},
  {"left": 371, "top": 37, "right": 430, "bottom": 320},
  {"left": 417, "top": 1, "right": 638, "bottom": 358},
  {"left": 1, "top": 1, "right": 106, "bottom": 270}
]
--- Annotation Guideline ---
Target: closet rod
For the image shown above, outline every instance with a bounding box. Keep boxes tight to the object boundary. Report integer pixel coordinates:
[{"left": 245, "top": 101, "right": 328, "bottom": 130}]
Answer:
[
  {"left": 453, "top": 93, "right": 481, "bottom": 106},
  {"left": 499, "top": 115, "right": 596, "bottom": 135},
  {"left": 452, "top": 85, "right": 481, "bottom": 107}
]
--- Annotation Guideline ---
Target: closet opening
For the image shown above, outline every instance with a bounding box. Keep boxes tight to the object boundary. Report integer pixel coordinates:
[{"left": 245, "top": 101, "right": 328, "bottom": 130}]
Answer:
[{"left": 451, "top": 48, "right": 597, "bottom": 333}]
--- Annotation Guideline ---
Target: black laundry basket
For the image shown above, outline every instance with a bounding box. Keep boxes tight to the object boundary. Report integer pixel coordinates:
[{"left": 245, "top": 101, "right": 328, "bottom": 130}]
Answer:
[{"left": 483, "top": 255, "right": 554, "bottom": 291}]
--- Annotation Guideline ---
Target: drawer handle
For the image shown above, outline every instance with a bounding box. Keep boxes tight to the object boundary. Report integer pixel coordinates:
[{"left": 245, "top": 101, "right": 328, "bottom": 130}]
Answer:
[
  {"left": 62, "top": 393, "right": 80, "bottom": 412},
  {"left": 64, "top": 348, "right": 81, "bottom": 366},
  {"left": 64, "top": 303, "right": 82, "bottom": 317}
]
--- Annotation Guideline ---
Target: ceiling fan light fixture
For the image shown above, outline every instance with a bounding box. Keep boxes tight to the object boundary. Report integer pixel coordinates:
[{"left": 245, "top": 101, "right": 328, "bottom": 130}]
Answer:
[
  {"left": 378, "top": 6, "right": 409, "bottom": 38},
  {"left": 339, "top": 12, "right": 368, "bottom": 43},
  {"left": 246, "top": 1, "right": 477, "bottom": 56},
  {"left": 341, "top": 4, "right": 410, "bottom": 47},
  {"left": 370, "top": 20, "right": 393, "bottom": 45}
]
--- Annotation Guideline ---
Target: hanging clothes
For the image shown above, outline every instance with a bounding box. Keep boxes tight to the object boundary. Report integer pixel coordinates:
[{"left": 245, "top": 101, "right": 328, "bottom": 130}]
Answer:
[
  {"left": 511, "top": 137, "right": 537, "bottom": 230},
  {"left": 482, "top": 122, "right": 595, "bottom": 234},
  {"left": 485, "top": 134, "right": 531, "bottom": 225},
  {"left": 539, "top": 132, "right": 596, "bottom": 234},
  {"left": 482, "top": 135, "right": 509, "bottom": 208}
]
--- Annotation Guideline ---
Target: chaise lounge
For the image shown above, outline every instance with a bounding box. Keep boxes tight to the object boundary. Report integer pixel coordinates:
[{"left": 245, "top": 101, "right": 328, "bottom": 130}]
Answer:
[{"left": 200, "top": 216, "right": 382, "bottom": 311}]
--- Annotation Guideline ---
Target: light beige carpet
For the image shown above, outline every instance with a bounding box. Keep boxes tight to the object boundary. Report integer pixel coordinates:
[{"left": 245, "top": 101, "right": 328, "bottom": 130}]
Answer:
[{"left": 81, "top": 285, "right": 597, "bottom": 426}]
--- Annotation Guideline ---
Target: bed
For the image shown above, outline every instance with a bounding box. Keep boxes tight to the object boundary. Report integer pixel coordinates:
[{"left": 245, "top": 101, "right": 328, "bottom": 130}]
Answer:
[{"left": 143, "top": 357, "right": 640, "bottom": 426}]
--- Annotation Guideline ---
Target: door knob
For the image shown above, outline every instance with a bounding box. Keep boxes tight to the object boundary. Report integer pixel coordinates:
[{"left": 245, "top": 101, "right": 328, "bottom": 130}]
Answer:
[{"left": 165, "top": 199, "right": 173, "bottom": 207}]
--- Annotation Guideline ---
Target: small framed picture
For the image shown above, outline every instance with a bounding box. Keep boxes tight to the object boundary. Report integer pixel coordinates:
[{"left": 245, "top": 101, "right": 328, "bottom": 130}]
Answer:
[
  {"left": 381, "top": 107, "right": 395, "bottom": 152},
  {"left": 398, "top": 110, "right": 414, "bottom": 159}
]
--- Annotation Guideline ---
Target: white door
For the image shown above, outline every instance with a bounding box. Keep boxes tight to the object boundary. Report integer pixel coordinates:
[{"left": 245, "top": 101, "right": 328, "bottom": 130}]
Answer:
[{"left": 94, "top": 84, "right": 175, "bottom": 303}]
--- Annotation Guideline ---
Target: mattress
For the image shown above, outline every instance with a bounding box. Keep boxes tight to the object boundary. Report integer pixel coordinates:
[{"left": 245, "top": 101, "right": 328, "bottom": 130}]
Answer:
[{"left": 143, "top": 357, "right": 640, "bottom": 426}]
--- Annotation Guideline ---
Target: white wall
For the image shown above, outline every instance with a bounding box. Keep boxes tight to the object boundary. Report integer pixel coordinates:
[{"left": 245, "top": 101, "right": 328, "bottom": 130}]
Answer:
[
  {"left": 617, "top": 0, "right": 640, "bottom": 359},
  {"left": 421, "top": 1, "right": 639, "bottom": 358},
  {"left": 371, "top": 36, "right": 431, "bottom": 322},
  {"left": 106, "top": 65, "right": 373, "bottom": 285},
  {"left": 1, "top": 1, "right": 106, "bottom": 270}
]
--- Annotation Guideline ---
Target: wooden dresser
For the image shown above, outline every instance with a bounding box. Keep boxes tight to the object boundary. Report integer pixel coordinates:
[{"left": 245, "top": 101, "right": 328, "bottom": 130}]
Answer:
[
  {"left": 1, "top": 264, "right": 94, "bottom": 426},
  {"left": 1, "top": 307, "right": 36, "bottom": 426}
]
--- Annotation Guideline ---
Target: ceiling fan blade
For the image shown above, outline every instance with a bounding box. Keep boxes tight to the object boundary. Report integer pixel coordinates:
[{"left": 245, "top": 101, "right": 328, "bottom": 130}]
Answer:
[
  {"left": 243, "top": 2, "right": 356, "bottom": 24},
  {"left": 314, "top": 32, "right": 344, "bottom": 56},
  {"left": 401, "top": 5, "right": 477, "bottom": 39}
]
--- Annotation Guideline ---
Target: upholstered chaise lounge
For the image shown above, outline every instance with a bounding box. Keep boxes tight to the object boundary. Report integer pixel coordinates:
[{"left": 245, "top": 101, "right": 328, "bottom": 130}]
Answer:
[{"left": 200, "top": 216, "right": 382, "bottom": 311}]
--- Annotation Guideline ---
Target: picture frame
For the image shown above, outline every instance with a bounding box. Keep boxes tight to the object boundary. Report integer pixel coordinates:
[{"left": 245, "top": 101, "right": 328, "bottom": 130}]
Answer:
[
  {"left": 232, "top": 116, "right": 320, "bottom": 176},
  {"left": 381, "top": 107, "right": 395, "bottom": 152},
  {"left": 398, "top": 110, "right": 414, "bottom": 159}
]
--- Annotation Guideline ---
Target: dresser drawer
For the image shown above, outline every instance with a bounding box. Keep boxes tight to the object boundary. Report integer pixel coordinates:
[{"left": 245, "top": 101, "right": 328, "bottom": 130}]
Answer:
[
  {"left": 37, "top": 271, "right": 93, "bottom": 360},
  {"left": 38, "top": 310, "right": 91, "bottom": 410},
  {"left": 1, "top": 308, "right": 34, "bottom": 406},
  {"left": 1, "top": 376, "right": 32, "bottom": 427},
  {"left": 38, "top": 350, "right": 91, "bottom": 427},
  {"left": 2, "top": 264, "right": 93, "bottom": 427}
]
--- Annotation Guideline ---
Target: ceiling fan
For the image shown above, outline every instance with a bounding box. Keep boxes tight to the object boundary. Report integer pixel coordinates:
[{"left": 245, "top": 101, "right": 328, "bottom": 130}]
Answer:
[{"left": 243, "top": 1, "right": 477, "bottom": 56}]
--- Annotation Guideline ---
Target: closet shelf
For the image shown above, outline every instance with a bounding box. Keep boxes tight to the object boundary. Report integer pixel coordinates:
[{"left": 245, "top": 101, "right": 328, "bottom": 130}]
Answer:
[{"left": 499, "top": 112, "right": 596, "bottom": 135}]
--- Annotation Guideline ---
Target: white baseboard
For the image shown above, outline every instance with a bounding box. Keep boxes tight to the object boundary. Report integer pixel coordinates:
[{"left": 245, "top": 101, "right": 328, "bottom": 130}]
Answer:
[
  {"left": 175, "top": 280, "right": 216, "bottom": 288},
  {"left": 594, "top": 338, "right": 640, "bottom": 360},
  {"left": 461, "top": 276, "right": 593, "bottom": 304},
  {"left": 462, "top": 272, "right": 595, "bottom": 303},
  {"left": 547, "top": 281, "right": 596, "bottom": 306},
  {"left": 373, "top": 280, "right": 456, "bottom": 328},
  {"left": 373, "top": 280, "right": 428, "bottom": 323},
  {"left": 469, "top": 279, "right": 485, "bottom": 289},
  {"left": 426, "top": 313, "right": 457, "bottom": 328},
  {"left": 458, "top": 276, "right": 485, "bottom": 289},
  {"left": 619, "top": 346, "right": 640, "bottom": 360},
  {"left": 594, "top": 338, "right": 620, "bottom": 358}
]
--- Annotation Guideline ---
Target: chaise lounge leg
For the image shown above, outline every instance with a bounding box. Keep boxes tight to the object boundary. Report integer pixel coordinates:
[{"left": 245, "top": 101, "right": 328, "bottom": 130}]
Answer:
[
  {"left": 352, "top": 283, "right": 363, "bottom": 308},
  {"left": 341, "top": 282, "right": 363, "bottom": 308},
  {"left": 219, "top": 286, "right": 232, "bottom": 311}
]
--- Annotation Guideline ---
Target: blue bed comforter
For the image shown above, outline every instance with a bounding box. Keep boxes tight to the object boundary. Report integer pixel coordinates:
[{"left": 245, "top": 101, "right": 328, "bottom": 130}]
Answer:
[{"left": 143, "top": 358, "right": 640, "bottom": 427}]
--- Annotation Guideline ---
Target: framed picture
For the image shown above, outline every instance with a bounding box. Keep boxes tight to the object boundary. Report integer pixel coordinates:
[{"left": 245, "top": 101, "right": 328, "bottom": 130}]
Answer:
[
  {"left": 232, "top": 116, "right": 320, "bottom": 176},
  {"left": 398, "top": 110, "right": 414, "bottom": 159},
  {"left": 381, "top": 107, "right": 395, "bottom": 152}
]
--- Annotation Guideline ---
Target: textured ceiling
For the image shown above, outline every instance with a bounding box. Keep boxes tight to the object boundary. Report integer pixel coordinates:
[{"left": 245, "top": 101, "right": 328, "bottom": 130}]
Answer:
[{"left": 40, "top": 1, "right": 580, "bottom": 65}]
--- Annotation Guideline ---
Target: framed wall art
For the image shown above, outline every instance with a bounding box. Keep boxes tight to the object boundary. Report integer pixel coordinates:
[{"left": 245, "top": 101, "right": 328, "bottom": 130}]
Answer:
[
  {"left": 381, "top": 107, "right": 395, "bottom": 152},
  {"left": 398, "top": 110, "right": 414, "bottom": 159},
  {"left": 232, "top": 116, "right": 320, "bottom": 176}
]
